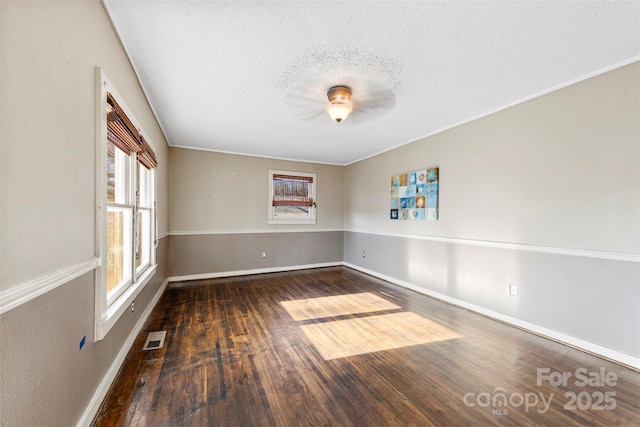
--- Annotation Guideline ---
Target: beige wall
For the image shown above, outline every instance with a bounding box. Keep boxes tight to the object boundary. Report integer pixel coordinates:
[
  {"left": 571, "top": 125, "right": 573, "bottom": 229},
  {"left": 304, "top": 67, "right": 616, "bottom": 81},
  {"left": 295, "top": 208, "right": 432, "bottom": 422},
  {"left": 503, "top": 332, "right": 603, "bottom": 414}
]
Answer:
[
  {"left": 167, "top": 148, "right": 345, "bottom": 278},
  {"left": 344, "top": 63, "right": 640, "bottom": 358},
  {"left": 1, "top": 0, "right": 169, "bottom": 291},
  {"left": 345, "top": 62, "right": 639, "bottom": 254},
  {"left": 1, "top": 1, "right": 169, "bottom": 425},
  {"left": 169, "top": 147, "right": 344, "bottom": 232}
]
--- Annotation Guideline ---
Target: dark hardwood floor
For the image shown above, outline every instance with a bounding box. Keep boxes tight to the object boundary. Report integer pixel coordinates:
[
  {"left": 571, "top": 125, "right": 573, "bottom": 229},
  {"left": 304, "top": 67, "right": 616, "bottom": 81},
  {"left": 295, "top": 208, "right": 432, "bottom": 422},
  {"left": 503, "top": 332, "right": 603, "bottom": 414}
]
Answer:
[{"left": 93, "top": 267, "right": 640, "bottom": 426}]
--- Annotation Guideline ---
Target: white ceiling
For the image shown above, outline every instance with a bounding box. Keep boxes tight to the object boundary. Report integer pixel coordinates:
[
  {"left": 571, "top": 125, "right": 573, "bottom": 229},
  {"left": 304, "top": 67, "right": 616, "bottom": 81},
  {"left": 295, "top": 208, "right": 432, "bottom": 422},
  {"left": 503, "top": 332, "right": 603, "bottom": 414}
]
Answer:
[{"left": 104, "top": 1, "right": 639, "bottom": 165}]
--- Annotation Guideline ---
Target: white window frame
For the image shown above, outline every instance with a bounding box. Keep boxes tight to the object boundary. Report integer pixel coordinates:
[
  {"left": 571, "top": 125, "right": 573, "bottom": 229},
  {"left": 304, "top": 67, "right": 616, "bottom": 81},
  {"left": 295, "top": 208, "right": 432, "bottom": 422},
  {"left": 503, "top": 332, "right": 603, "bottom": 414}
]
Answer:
[
  {"left": 95, "top": 68, "right": 157, "bottom": 341},
  {"left": 135, "top": 162, "right": 153, "bottom": 276},
  {"left": 268, "top": 169, "right": 317, "bottom": 225}
]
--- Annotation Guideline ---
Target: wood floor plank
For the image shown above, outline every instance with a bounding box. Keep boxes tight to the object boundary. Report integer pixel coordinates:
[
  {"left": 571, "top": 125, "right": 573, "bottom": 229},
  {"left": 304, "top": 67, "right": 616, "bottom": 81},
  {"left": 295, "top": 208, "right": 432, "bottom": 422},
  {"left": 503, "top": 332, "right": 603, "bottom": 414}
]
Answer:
[{"left": 93, "top": 267, "right": 640, "bottom": 426}]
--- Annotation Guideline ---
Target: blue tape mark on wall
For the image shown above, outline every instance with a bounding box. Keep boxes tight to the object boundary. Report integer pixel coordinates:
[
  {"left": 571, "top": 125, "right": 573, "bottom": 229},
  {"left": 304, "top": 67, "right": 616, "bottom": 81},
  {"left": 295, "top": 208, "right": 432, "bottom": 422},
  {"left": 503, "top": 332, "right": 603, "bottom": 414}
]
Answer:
[{"left": 79, "top": 335, "right": 86, "bottom": 350}]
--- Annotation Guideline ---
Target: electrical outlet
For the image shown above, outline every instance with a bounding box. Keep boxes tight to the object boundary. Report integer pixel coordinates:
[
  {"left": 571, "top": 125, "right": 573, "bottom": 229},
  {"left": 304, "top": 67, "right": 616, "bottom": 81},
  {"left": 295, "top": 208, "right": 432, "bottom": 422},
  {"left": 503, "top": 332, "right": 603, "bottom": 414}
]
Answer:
[
  {"left": 262, "top": 252, "right": 267, "bottom": 258},
  {"left": 131, "top": 302, "right": 135, "bottom": 312},
  {"left": 509, "top": 284, "right": 518, "bottom": 296},
  {"left": 362, "top": 251, "right": 366, "bottom": 258}
]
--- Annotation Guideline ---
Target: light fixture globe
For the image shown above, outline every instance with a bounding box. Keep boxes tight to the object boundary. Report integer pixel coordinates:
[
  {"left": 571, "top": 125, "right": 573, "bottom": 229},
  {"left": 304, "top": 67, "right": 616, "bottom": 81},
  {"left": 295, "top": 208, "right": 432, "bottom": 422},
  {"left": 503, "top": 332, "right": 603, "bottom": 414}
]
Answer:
[
  {"left": 326, "top": 86, "right": 352, "bottom": 123},
  {"left": 327, "top": 103, "right": 352, "bottom": 123}
]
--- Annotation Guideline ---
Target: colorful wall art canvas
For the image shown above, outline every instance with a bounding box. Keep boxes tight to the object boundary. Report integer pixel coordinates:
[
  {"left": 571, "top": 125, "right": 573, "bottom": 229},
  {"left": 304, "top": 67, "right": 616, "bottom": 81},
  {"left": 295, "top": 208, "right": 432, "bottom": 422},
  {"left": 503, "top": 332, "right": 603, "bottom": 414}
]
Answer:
[{"left": 390, "top": 167, "right": 439, "bottom": 220}]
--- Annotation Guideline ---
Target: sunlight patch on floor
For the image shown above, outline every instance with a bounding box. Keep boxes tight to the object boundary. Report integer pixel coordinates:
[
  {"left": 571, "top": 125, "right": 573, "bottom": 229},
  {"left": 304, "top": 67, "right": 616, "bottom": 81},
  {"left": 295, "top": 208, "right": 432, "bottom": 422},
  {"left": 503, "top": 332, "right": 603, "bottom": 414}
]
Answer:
[
  {"left": 300, "top": 311, "right": 462, "bottom": 360},
  {"left": 280, "top": 292, "right": 401, "bottom": 321}
]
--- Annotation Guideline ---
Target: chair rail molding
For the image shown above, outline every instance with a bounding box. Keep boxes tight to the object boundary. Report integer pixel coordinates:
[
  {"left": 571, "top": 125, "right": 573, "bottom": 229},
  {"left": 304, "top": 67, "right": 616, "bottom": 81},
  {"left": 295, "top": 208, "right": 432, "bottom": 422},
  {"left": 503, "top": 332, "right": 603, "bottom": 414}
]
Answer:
[{"left": 0, "top": 257, "right": 101, "bottom": 316}]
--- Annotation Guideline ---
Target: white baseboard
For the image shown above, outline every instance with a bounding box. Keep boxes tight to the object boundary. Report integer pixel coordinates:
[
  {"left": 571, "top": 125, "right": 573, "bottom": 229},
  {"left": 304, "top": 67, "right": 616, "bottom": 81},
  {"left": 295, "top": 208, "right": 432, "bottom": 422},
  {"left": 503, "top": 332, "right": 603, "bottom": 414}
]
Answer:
[
  {"left": 76, "top": 278, "right": 169, "bottom": 427},
  {"left": 168, "top": 228, "right": 343, "bottom": 236},
  {"left": 167, "top": 262, "right": 343, "bottom": 283},
  {"left": 344, "top": 262, "right": 640, "bottom": 371}
]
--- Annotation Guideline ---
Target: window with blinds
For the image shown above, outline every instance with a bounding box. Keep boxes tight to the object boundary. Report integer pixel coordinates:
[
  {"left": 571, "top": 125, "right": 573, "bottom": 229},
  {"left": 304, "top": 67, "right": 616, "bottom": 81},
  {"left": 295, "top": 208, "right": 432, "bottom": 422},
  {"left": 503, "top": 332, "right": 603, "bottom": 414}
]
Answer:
[
  {"left": 96, "top": 69, "right": 159, "bottom": 341},
  {"left": 268, "top": 170, "right": 317, "bottom": 224},
  {"left": 104, "top": 90, "right": 157, "bottom": 307}
]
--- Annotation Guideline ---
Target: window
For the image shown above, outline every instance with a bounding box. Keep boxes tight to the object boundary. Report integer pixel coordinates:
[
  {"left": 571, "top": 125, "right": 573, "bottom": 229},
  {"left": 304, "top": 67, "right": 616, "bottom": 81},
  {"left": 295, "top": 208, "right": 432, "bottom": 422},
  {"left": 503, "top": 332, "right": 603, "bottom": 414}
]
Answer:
[
  {"left": 106, "top": 139, "right": 133, "bottom": 301},
  {"left": 268, "top": 170, "right": 316, "bottom": 224},
  {"left": 96, "top": 70, "right": 157, "bottom": 340}
]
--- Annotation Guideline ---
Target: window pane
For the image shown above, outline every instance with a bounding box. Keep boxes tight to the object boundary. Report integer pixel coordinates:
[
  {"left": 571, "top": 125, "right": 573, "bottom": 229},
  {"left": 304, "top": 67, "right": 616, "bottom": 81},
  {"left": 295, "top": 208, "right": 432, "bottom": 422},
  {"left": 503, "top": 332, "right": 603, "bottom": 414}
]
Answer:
[
  {"left": 273, "top": 175, "right": 312, "bottom": 206},
  {"left": 274, "top": 206, "right": 310, "bottom": 217},
  {"left": 136, "top": 209, "right": 151, "bottom": 271},
  {"left": 107, "top": 141, "right": 128, "bottom": 204},
  {"left": 107, "top": 207, "right": 132, "bottom": 295},
  {"left": 138, "top": 163, "right": 151, "bottom": 208}
]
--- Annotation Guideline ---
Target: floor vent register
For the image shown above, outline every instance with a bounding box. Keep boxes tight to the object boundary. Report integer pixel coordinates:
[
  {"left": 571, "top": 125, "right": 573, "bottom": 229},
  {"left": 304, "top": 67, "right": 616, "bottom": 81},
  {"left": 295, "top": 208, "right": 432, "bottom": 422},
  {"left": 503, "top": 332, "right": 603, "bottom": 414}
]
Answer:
[{"left": 142, "top": 331, "right": 167, "bottom": 351}]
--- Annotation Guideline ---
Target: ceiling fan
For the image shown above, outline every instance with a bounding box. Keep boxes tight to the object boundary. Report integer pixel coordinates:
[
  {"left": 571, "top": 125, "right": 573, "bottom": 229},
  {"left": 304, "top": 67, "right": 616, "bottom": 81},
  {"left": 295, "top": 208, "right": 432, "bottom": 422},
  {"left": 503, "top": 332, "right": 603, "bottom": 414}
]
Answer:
[
  {"left": 284, "top": 78, "right": 397, "bottom": 124},
  {"left": 326, "top": 86, "right": 353, "bottom": 123}
]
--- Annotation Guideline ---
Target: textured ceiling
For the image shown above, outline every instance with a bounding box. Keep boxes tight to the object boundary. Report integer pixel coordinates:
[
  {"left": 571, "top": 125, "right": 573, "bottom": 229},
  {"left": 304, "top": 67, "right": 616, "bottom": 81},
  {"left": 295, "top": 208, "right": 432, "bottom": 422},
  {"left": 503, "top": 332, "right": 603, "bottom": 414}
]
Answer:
[{"left": 104, "top": 1, "right": 639, "bottom": 165}]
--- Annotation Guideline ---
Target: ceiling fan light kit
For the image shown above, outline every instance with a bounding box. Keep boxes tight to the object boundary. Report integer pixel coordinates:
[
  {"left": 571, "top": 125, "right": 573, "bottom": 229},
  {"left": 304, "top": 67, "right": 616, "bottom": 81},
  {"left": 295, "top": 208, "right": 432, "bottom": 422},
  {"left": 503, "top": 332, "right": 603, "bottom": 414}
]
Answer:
[{"left": 326, "top": 85, "right": 353, "bottom": 123}]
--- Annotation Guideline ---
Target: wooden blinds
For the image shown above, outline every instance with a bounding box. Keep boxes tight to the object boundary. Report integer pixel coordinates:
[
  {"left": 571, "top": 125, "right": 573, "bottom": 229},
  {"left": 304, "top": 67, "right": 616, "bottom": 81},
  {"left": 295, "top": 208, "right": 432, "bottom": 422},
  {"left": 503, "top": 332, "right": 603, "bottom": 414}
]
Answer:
[
  {"left": 137, "top": 138, "right": 157, "bottom": 170},
  {"left": 107, "top": 93, "right": 157, "bottom": 169},
  {"left": 272, "top": 174, "right": 314, "bottom": 206}
]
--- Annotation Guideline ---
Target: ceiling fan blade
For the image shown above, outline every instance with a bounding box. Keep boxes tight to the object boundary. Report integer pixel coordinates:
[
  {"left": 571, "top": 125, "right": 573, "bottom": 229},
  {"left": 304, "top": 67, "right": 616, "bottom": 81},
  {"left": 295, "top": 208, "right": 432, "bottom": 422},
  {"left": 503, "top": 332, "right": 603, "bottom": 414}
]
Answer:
[
  {"left": 346, "top": 87, "right": 396, "bottom": 124},
  {"left": 302, "top": 111, "right": 328, "bottom": 121},
  {"left": 285, "top": 89, "right": 325, "bottom": 105},
  {"left": 354, "top": 87, "right": 395, "bottom": 110}
]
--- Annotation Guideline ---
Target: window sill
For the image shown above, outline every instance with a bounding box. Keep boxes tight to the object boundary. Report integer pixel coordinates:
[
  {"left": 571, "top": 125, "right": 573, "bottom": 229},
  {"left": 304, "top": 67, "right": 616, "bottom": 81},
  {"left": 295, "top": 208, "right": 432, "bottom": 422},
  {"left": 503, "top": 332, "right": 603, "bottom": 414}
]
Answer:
[
  {"left": 95, "top": 264, "right": 157, "bottom": 341},
  {"left": 268, "top": 219, "right": 317, "bottom": 225}
]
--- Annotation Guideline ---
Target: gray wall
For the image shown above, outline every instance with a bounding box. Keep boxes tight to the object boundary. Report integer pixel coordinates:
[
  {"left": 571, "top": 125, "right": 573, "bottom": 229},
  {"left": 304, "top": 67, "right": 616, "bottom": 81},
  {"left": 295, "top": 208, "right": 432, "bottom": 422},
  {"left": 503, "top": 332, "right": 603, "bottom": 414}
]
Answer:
[
  {"left": 169, "top": 232, "right": 343, "bottom": 277},
  {"left": 344, "top": 62, "right": 640, "bottom": 358},
  {"left": 1, "top": 1, "right": 169, "bottom": 425},
  {"left": 168, "top": 147, "right": 345, "bottom": 276},
  {"left": 345, "top": 232, "right": 639, "bottom": 356},
  {"left": 0, "top": 238, "right": 168, "bottom": 427}
]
